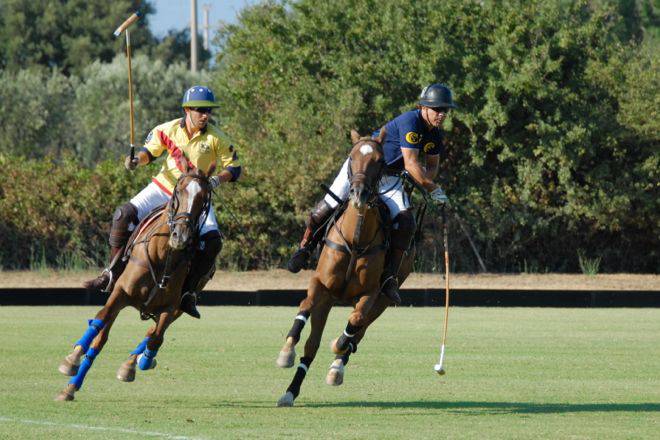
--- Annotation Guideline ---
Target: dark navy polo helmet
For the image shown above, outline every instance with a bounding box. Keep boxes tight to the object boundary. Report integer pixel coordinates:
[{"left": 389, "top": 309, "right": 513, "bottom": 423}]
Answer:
[
  {"left": 418, "top": 83, "right": 457, "bottom": 109},
  {"left": 181, "top": 85, "right": 220, "bottom": 108}
]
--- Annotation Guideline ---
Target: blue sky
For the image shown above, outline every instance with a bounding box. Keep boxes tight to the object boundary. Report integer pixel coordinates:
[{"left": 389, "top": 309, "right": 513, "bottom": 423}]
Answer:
[{"left": 148, "top": 0, "right": 250, "bottom": 38}]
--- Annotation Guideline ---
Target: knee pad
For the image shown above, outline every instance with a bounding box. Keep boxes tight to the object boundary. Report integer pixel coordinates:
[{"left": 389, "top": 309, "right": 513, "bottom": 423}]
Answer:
[
  {"left": 391, "top": 211, "right": 416, "bottom": 250},
  {"left": 109, "top": 203, "right": 138, "bottom": 247}
]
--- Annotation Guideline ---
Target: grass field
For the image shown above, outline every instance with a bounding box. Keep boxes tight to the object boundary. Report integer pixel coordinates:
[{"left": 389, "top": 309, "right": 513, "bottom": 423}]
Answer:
[{"left": 0, "top": 306, "right": 658, "bottom": 439}]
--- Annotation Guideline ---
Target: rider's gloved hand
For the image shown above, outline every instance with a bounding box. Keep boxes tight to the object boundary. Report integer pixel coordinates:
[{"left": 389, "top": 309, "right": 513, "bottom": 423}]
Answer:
[
  {"left": 209, "top": 175, "right": 221, "bottom": 189},
  {"left": 430, "top": 186, "right": 449, "bottom": 205},
  {"left": 124, "top": 155, "right": 139, "bottom": 171}
]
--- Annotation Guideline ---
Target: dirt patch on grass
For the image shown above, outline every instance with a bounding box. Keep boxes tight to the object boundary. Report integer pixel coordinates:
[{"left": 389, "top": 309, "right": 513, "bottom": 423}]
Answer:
[{"left": 0, "top": 269, "right": 658, "bottom": 291}]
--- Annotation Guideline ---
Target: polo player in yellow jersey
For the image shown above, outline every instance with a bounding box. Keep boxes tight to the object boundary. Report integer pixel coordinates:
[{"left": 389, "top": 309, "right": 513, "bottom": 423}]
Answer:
[{"left": 84, "top": 86, "right": 241, "bottom": 318}]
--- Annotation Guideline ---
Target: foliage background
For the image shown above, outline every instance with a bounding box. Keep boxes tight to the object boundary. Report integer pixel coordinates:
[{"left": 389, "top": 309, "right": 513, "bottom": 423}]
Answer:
[{"left": 0, "top": 0, "right": 657, "bottom": 273}]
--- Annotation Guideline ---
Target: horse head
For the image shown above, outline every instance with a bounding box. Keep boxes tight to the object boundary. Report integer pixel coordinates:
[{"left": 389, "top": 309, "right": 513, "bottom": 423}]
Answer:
[
  {"left": 167, "top": 163, "right": 214, "bottom": 250},
  {"left": 347, "top": 128, "right": 386, "bottom": 210}
]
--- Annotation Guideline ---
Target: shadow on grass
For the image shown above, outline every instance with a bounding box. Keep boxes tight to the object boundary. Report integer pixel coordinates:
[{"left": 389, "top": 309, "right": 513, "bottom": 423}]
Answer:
[{"left": 213, "top": 401, "right": 660, "bottom": 414}]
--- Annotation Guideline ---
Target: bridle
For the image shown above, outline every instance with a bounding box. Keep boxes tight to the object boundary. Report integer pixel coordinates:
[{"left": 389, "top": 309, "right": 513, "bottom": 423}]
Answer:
[
  {"left": 346, "top": 139, "right": 386, "bottom": 207},
  {"left": 168, "top": 172, "right": 212, "bottom": 240},
  {"left": 326, "top": 138, "right": 388, "bottom": 284}
]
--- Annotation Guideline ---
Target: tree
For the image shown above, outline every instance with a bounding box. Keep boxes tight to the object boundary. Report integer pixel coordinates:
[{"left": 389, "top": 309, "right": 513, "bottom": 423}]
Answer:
[{"left": 0, "top": 0, "right": 155, "bottom": 75}]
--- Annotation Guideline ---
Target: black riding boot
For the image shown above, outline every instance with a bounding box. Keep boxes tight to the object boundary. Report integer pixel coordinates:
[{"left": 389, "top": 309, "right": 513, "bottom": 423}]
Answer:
[
  {"left": 180, "top": 232, "right": 222, "bottom": 319},
  {"left": 381, "top": 248, "right": 406, "bottom": 306},
  {"left": 380, "top": 211, "right": 416, "bottom": 306},
  {"left": 287, "top": 200, "right": 336, "bottom": 273}
]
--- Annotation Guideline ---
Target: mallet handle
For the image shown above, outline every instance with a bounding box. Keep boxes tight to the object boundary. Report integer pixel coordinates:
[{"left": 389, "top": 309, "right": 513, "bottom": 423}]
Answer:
[
  {"left": 126, "top": 30, "right": 135, "bottom": 158},
  {"left": 113, "top": 11, "right": 142, "bottom": 37}
]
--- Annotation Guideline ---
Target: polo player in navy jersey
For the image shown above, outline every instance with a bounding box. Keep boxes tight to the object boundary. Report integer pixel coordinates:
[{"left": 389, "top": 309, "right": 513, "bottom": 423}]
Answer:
[{"left": 287, "top": 83, "right": 456, "bottom": 305}]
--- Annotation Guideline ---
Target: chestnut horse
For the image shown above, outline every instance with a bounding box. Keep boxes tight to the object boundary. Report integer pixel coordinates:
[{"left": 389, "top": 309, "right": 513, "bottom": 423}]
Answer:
[
  {"left": 276, "top": 129, "right": 415, "bottom": 407},
  {"left": 56, "top": 165, "right": 213, "bottom": 401}
]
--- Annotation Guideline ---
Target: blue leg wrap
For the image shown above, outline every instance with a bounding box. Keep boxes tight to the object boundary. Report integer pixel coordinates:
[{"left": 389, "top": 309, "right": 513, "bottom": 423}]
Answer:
[
  {"left": 130, "top": 337, "right": 150, "bottom": 355},
  {"left": 138, "top": 348, "right": 158, "bottom": 370},
  {"left": 75, "top": 319, "right": 105, "bottom": 352},
  {"left": 69, "top": 347, "right": 100, "bottom": 390}
]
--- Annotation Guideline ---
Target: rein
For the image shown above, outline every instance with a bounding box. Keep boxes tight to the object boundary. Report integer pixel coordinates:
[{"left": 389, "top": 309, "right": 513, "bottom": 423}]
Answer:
[
  {"left": 325, "top": 140, "right": 388, "bottom": 283},
  {"left": 127, "top": 172, "right": 212, "bottom": 315}
]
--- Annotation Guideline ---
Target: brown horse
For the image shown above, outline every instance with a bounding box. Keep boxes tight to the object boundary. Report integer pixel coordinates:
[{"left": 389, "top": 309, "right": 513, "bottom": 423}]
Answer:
[
  {"left": 276, "top": 129, "right": 415, "bottom": 406},
  {"left": 56, "top": 165, "right": 213, "bottom": 401}
]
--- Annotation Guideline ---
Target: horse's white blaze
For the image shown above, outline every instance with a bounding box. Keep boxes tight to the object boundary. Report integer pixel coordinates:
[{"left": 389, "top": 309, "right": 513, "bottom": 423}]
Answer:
[
  {"left": 185, "top": 180, "right": 203, "bottom": 212},
  {"left": 359, "top": 144, "right": 373, "bottom": 155}
]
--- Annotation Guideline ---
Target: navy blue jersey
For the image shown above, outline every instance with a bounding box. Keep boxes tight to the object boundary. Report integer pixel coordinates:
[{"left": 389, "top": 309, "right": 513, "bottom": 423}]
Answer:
[{"left": 373, "top": 109, "right": 444, "bottom": 172}]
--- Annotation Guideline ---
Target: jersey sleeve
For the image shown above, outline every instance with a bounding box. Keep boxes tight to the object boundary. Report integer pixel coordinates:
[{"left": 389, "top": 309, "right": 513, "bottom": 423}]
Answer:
[
  {"left": 144, "top": 126, "right": 167, "bottom": 157},
  {"left": 399, "top": 117, "right": 424, "bottom": 150},
  {"left": 423, "top": 130, "right": 444, "bottom": 155}
]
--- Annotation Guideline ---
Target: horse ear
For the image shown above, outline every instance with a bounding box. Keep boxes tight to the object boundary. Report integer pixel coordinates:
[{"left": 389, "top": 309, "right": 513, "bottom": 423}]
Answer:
[
  {"left": 374, "top": 126, "right": 387, "bottom": 145},
  {"left": 350, "top": 129, "right": 361, "bottom": 144}
]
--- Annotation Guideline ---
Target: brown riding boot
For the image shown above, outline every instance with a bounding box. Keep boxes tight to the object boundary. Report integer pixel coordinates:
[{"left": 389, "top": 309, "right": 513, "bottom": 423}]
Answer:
[
  {"left": 83, "top": 246, "right": 124, "bottom": 293},
  {"left": 381, "top": 248, "right": 406, "bottom": 306},
  {"left": 287, "top": 200, "right": 336, "bottom": 273}
]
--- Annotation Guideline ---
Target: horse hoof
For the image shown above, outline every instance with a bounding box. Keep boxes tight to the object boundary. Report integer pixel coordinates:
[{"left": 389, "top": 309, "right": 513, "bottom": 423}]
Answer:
[
  {"left": 117, "top": 362, "right": 136, "bottom": 382},
  {"left": 58, "top": 354, "right": 80, "bottom": 376},
  {"left": 277, "top": 391, "right": 295, "bottom": 407},
  {"left": 330, "top": 338, "right": 347, "bottom": 355},
  {"left": 276, "top": 347, "right": 295, "bottom": 368},
  {"left": 326, "top": 360, "right": 344, "bottom": 386},
  {"left": 54, "top": 384, "right": 76, "bottom": 401}
]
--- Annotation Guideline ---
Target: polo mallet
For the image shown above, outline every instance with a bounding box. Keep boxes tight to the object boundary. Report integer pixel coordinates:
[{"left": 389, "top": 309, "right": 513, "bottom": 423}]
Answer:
[
  {"left": 434, "top": 204, "right": 450, "bottom": 375},
  {"left": 113, "top": 10, "right": 143, "bottom": 160}
]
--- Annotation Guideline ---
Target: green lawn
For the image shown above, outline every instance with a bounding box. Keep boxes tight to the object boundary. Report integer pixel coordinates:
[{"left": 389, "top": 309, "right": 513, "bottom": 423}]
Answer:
[{"left": 0, "top": 306, "right": 658, "bottom": 439}]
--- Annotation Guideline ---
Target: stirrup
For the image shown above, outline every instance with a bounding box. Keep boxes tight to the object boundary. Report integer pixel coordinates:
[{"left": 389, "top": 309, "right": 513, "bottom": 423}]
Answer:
[
  {"left": 83, "top": 269, "right": 112, "bottom": 293},
  {"left": 287, "top": 247, "right": 311, "bottom": 273},
  {"left": 180, "top": 292, "right": 201, "bottom": 319},
  {"left": 381, "top": 276, "right": 401, "bottom": 306}
]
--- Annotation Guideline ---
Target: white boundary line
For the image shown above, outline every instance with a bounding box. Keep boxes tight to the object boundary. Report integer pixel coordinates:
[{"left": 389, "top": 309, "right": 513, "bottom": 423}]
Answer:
[{"left": 0, "top": 416, "right": 208, "bottom": 440}]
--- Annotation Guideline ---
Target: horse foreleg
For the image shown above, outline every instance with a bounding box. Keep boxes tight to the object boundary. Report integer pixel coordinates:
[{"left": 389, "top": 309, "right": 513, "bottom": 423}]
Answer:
[
  {"left": 116, "top": 325, "right": 156, "bottom": 382},
  {"left": 326, "top": 293, "right": 389, "bottom": 386},
  {"left": 56, "top": 296, "right": 125, "bottom": 401},
  {"left": 331, "top": 290, "right": 378, "bottom": 355},
  {"left": 276, "top": 276, "right": 324, "bottom": 368},
  {"left": 278, "top": 293, "right": 332, "bottom": 407},
  {"left": 137, "top": 310, "right": 175, "bottom": 371}
]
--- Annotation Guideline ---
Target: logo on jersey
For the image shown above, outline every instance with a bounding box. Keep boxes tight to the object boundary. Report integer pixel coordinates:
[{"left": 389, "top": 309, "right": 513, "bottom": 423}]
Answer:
[
  {"left": 405, "top": 131, "right": 421, "bottom": 144},
  {"left": 199, "top": 143, "right": 211, "bottom": 153},
  {"left": 145, "top": 131, "right": 153, "bottom": 143},
  {"left": 424, "top": 142, "right": 435, "bottom": 153}
]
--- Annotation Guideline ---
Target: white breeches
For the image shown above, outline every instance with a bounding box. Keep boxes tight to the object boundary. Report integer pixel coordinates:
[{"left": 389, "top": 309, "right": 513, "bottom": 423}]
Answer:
[
  {"left": 323, "top": 158, "right": 410, "bottom": 219},
  {"left": 129, "top": 182, "right": 219, "bottom": 235}
]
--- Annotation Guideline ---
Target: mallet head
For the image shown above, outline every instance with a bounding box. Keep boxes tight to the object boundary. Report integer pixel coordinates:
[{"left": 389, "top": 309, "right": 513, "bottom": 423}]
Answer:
[{"left": 434, "top": 364, "right": 446, "bottom": 375}]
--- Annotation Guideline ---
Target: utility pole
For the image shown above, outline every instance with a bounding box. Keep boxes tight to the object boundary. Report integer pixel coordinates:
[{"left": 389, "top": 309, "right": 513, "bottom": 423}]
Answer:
[
  {"left": 190, "top": 0, "right": 198, "bottom": 74},
  {"left": 202, "top": 4, "right": 211, "bottom": 51}
]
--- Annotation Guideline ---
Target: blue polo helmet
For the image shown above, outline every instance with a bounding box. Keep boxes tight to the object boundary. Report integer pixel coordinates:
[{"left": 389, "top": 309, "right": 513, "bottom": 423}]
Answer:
[{"left": 181, "top": 85, "right": 220, "bottom": 108}]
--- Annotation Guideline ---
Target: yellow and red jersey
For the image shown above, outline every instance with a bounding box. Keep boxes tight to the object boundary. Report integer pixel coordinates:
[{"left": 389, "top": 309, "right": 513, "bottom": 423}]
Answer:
[{"left": 143, "top": 118, "right": 240, "bottom": 194}]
